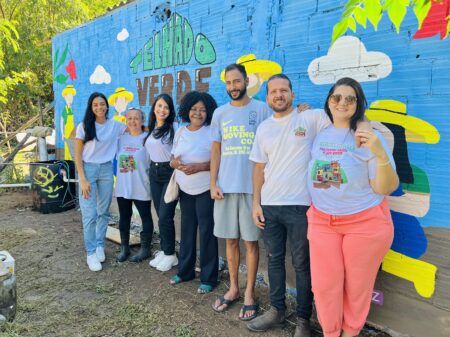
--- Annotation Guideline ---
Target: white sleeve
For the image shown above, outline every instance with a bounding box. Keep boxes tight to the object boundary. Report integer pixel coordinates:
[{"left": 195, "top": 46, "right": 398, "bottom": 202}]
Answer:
[
  {"left": 210, "top": 108, "right": 222, "bottom": 142},
  {"left": 368, "top": 131, "right": 396, "bottom": 179},
  {"left": 310, "top": 109, "right": 332, "bottom": 135},
  {"left": 171, "top": 127, "right": 184, "bottom": 155},
  {"left": 249, "top": 127, "right": 268, "bottom": 163},
  {"left": 75, "top": 123, "right": 85, "bottom": 140}
]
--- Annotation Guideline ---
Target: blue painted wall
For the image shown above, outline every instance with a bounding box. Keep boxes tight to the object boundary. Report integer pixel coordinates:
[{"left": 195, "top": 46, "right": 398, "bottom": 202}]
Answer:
[{"left": 53, "top": 1, "right": 450, "bottom": 334}]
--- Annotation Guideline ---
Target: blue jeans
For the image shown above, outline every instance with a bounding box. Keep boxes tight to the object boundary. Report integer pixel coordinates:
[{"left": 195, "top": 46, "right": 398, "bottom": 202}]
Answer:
[
  {"left": 149, "top": 161, "right": 177, "bottom": 255},
  {"left": 262, "top": 205, "right": 313, "bottom": 319},
  {"left": 79, "top": 162, "right": 114, "bottom": 255}
]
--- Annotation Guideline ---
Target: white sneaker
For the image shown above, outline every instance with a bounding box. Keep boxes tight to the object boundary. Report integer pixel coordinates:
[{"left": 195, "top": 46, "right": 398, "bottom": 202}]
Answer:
[
  {"left": 96, "top": 247, "right": 106, "bottom": 262},
  {"left": 149, "top": 251, "right": 165, "bottom": 268},
  {"left": 156, "top": 254, "right": 178, "bottom": 272},
  {"left": 87, "top": 254, "right": 102, "bottom": 272}
]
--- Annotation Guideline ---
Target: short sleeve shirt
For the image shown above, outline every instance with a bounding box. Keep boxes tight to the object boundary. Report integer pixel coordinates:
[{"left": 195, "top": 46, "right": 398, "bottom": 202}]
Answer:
[
  {"left": 210, "top": 99, "right": 271, "bottom": 194},
  {"left": 75, "top": 119, "right": 126, "bottom": 163},
  {"left": 307, "top": 125, "right": 395, "bottom": 215},
  {"left": 250, "top": 109, "right": 330, "bottom": 205},
  {"left": 115, "top": 132, "right": 151, "bottom": 201}
]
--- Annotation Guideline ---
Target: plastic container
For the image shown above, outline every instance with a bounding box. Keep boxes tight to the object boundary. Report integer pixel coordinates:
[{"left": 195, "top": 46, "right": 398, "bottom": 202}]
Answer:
[
  {"left": 31, "top": 160, "right": 76, "bottom": 213},
  {"left": 0, "top": 273, "right": 16, "bottom": 322}
]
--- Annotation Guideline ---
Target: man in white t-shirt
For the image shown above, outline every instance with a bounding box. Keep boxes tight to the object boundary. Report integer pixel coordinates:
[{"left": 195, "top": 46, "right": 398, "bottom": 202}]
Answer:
[
  {"left": 248, "top": 74, "right": 330, "bottom": 337},
  {"left": 210, "top": 63, "right": 271, "bottom": 320}
]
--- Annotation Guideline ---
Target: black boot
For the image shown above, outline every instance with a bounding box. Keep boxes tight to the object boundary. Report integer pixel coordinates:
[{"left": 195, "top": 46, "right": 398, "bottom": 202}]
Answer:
[
  {"left": 116, "top": 231, "right": 130, "bottom": 262},
  {"left": 129, "top": 232, "right": 152, "bottom": 263}
]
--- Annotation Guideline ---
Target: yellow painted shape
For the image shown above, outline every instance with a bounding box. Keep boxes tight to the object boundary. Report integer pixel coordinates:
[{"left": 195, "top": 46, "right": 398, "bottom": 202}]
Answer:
[
  {"left": 113, "top": 115, "right": 126, "bottom": 124},
  {"left": 382, "top": 249, "right": 437, "bottom": 298}
]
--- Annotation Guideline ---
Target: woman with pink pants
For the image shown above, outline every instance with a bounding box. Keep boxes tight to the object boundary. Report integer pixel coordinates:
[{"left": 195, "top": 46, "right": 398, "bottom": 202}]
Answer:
[{"left": 306, "top": 77, "right": 399, "bottom": 337}]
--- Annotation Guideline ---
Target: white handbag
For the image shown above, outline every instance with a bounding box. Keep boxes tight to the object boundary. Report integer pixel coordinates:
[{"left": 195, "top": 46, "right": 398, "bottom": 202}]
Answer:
[{"left": 164, "top": 170, "right": 179, "bottom": 203}]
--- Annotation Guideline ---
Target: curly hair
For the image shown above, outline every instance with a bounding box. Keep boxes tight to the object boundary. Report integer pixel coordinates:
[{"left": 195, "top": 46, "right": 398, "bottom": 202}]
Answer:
[{"left": 178, "top": 91, "right": 218, "bottom": 126}]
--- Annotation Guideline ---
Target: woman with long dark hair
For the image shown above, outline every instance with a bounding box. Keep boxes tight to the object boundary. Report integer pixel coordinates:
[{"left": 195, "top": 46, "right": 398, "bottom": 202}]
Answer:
[
  {"left": 144, "top": 94, "right": 179, "bottom": 272},
  {"left": 168, "top": 91, "right": 218, "bottom": 294},
  {"left": 74, "top": 92, "right": 126, "bottom": 272},
  {"left": 307, "top": 77, "right": 398, "bottom": 337}
]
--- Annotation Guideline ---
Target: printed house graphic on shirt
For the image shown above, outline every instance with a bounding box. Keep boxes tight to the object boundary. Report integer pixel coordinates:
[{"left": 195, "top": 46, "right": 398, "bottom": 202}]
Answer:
[
  {"left": 312, "top": 160, "right": 348, "bottom": 188},
  {"left": 119, "top": 155, "right": 137, "bottom": 173}
]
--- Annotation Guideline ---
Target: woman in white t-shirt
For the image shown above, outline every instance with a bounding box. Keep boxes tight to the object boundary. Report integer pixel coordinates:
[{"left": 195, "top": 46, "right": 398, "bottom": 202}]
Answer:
[
  {"left": 144, "top": 94, "right": 179, "bottom": 272},
  {"left": 75, "top": 92, "right": 126, "bottom": 272},
  {"left": 306, "top": 78, "right": 399, "bottom": 337},
  {"left": 115, "top": 108, "right": 154, "bottom": 263},
  {"left": 168, "top": 91, "right": 219, "bottom": 294}
]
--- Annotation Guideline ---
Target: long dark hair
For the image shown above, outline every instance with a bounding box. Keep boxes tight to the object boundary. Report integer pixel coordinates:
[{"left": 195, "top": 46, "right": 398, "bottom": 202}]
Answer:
[
  {"left": 178, "top": 91, "right": 217, "bottom": 126},
  {"left": 324, "top": 77, "right": 367, "bottom": 131},
  {"left": 144, "top": 94, "right": 175, "bottom": 145},
  {"left": 83, "top": 92, "right": 109, "bottom": 143}
]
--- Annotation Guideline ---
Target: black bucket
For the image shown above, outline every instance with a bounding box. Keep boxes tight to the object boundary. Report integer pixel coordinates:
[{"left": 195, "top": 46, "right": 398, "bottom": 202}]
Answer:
[{"left": 31, "top": 160, "right": 76, "bottom": 214}]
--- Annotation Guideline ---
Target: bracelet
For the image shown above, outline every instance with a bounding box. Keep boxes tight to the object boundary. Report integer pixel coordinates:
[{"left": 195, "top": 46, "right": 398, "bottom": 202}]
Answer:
[{"left": 377, "top": 159, "right": 391, "bottom": 167}]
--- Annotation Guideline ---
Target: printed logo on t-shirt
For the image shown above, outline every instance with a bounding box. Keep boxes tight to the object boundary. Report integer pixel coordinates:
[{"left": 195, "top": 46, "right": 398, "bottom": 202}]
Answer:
[
  {"left": 311, "top": 160, "right": 348, "bottom": 189},
  {"left": 294, "top": 126, "right": 306, "bottom": 137},
  {"left": 249, "top": 111, "right": 257, "bottom": 126},
  {"left": 222, "top": 125, "right": 254, "bottom": 156},
  {"left": 119, "top": 154, "right": 137, "bottom": 173}
]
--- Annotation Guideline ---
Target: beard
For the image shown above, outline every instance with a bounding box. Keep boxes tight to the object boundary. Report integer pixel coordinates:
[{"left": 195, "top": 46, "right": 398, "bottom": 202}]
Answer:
[
  {"left": 227, "top": 86, "right": 247, "bottom": 101},
  {"left": 270, "top": 99, "right": 292, "bottom": 113}
]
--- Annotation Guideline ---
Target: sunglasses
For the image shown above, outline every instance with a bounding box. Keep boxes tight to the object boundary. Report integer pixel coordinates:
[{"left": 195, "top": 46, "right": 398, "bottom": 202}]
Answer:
[{"left": 329, "top": 94, "right": 357, "bottom": 105}]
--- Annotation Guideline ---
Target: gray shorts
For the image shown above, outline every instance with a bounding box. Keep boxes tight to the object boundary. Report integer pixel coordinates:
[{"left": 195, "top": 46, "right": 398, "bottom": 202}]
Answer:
[{"left": 213, "top": 193, "right": 262, "bottom": 241}]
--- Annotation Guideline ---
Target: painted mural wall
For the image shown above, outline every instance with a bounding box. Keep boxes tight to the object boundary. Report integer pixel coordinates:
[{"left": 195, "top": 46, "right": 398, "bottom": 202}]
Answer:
[{"left": 52, "top": 1, "right": 450, "bottom": 335}]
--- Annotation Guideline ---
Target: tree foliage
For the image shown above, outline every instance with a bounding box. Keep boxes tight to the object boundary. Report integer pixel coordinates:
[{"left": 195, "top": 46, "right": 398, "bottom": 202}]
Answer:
[
  {"left": 0, "top": 0, "right": 124, "bottom": 143},
  {"left": 331, "top": 0, "right": 448, "bottom": 44}
]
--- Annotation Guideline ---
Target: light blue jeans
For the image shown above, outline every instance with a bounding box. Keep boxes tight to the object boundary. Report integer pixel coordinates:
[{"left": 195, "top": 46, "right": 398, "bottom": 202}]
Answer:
[{"left": 79, "top": 161, "right": 114, "bottom": 256}]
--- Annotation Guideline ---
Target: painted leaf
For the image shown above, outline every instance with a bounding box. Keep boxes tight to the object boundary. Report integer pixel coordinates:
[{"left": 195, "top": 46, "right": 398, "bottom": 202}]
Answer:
[
  {"left": 54, "top": 74, "right": 68, "bottom": 84},
  {"left": 53, "top": 49, "right": 60, "bottom": 73},
  {"left": 348, "top": 16, "right": 357, "bottom": 32},
  {"left": 388, "top": 1, "right": 408, "bottom": 33},
  {"left": 344, "top": 0, "right": 362, "bottom": 9},
  {"left": 331, "top": 19, "right": 349, "bottom": 44},
  {"left": 365, "top": 0, "right": 383, "bottom": 30},
  {"left": 56, "top": 44, "right": 69, "bottom": 71},
  {"left": 354, "top": 6, "right": 367, "bottom": 28},
  {"left": 413, "top": 0, "right": 432, "bottom": 29},
  {"left": 343, "top": 5, "right": 357, "bottom": 18}
]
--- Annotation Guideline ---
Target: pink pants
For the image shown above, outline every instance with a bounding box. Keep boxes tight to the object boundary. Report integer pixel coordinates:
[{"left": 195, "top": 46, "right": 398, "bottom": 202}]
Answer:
[{"left": 307, "top": 199, "right": 394, "bottom": 337}]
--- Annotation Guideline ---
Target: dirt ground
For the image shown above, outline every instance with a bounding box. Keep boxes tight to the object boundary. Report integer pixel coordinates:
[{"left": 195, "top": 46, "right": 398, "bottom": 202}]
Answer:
[{"left": 0, "top": 190, "right": 391, "bottom": 337}]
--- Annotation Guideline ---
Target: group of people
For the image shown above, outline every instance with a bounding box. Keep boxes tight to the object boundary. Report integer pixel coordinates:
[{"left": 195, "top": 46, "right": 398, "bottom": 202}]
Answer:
[{"left": 74, "top": 62, "right": 398, "bottom": 337}]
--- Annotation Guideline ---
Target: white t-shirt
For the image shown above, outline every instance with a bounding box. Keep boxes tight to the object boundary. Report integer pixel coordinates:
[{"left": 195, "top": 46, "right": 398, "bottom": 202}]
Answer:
[
  {"left": 75, "top": 119, "right": 126, "bottom": 163},
  {"left": 115, "top": 132, "right": 151, "bottom": 201},
  {"left": 210, "top": 99, "right": 271, "bottom": 194},
  {"left": 307, "top": 125, "right": 395, "bottom": 215},
  {"left": 250, "top": 109, "right": 330, "bottom": 205},
  {"left": 144, "top": 123, "right": 178, "bottom": 163},
  {"left": 172, "top": 126, "right": 212, "bottom": 195}
]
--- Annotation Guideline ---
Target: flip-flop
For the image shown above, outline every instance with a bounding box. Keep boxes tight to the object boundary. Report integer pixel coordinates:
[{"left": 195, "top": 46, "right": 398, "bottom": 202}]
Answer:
[
  {"left": 239, "top": 303, "right": 259, "bottom": 321},
  {"left": 211, "top": 295, "right": 239, "bottom": 313},
  {"left": 197, "top": 284, "right": 213, "bottom": 294}
]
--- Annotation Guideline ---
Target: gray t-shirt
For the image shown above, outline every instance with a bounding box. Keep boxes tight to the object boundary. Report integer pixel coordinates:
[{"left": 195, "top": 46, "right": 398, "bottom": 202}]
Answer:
[{"left": 210, "top": 99, "right": 271, "bottom": 194}]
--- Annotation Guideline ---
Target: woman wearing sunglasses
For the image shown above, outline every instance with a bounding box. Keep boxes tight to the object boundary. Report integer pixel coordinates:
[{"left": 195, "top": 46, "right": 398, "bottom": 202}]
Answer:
[{"left": 306, "top": 77, "right": 398, "bottom": 337}]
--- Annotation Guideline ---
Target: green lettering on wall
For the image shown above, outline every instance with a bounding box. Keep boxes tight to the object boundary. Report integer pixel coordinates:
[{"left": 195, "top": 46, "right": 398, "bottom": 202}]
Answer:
[
  {"left": 162, "top": 17, "right": 173, "bottom": 68},
  {"left": 143, "top": 37, "right": 153, "bottom": 71},
  {"left": 194, "top": 33, "right": 216, "bottom": 65},
  {"left": 183, "top": 19, "right": 194, "bottom": 65},
  {"left": 154, "top": 32, "right": 162, "bottom": 70},
  {"left": 174, "top": 13, "right": 183, "bottom": 66},
  {"left": 130, "top": 50, "right": 142, "bottom": 74}
]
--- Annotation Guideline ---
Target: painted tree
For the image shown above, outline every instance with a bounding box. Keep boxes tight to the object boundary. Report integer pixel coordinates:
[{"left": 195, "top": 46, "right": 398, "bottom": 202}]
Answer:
[
  {"left": 0, "top": 0, "right": 123, "bottom": 146},
  {"left": 332, "top": 0, "right": 450, "bottom": 44}
]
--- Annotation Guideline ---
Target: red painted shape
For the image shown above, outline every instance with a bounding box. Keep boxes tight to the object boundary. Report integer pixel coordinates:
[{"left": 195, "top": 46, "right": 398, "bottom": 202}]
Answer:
[
  {"left": 413, "top": 0, "right": 450, "bottom": 40},
  {"left": 65, "top": 59, "right": 77, "bottom": 81}
]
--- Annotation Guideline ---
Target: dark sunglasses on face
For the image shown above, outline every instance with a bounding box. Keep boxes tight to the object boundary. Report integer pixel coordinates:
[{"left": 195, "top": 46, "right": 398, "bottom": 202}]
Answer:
[{"left": 329, "top": 94, "right": 357, "bottom": 105}]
